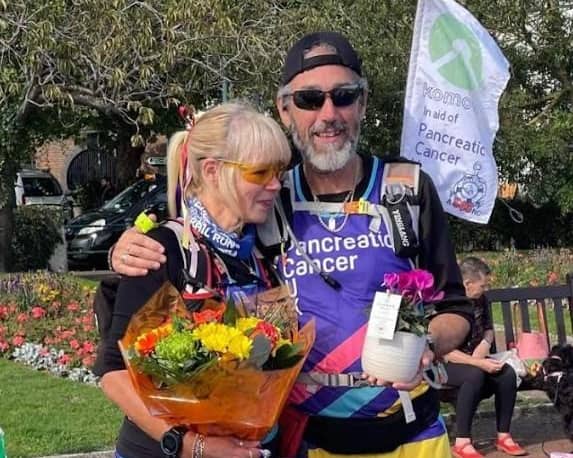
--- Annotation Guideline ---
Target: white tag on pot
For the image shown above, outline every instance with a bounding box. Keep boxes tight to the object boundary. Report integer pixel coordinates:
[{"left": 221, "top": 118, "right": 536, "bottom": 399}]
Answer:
[
  {"left": 366, "top": 292, "right": 402, "bottom": 340},
  {"left": 398, "top": 390, "right": 416, "bottom": 423}
]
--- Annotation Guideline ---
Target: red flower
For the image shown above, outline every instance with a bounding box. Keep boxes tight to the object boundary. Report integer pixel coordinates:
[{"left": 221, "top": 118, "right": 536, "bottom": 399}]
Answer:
[
  {"left": 67, "top": 301, "right": 80, "bottom": 312},
  {"left": 82, "top": 355, "right": 96, "bottom": 367},
  {"left": 82, "top": 341, "right": 95, "bottom": 354},
  {"left": 12, "top": 335, "right": 25, "bottom": 347},
  {"left": 193, "top": 308, "right": 224, "bottom": 325},
  {"left": 253, "top": 321, "right": 280, "bottom": 347},
  {"left": 16, "top": 313, "right": 28, "bottom": 323},
  {"left": 69, "top": 339, "right": 80, "bottom": 350},
  {"left": 134, "top": 331, "right": 160, "bottom": 356},
  {"left": 31, "top": 306, "right": 47, "bottom": 319},
  {"left": 0, "top": 340, "right": 9, "bottom": 353},
  {"left": 0, "top": 306, "right": 9, "bottom": 320},
  {"left": 58, "top": 353, "right": 71, "bottom": 366}
]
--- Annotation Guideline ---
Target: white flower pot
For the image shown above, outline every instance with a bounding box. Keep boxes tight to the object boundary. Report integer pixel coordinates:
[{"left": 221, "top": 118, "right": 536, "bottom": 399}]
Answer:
[{"left": 361, "top": 331, "right": 427, "bottom": 383}]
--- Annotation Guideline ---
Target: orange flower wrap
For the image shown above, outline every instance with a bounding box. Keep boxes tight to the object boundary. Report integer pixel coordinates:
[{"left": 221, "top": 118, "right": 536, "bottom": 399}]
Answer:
[{"left": 119, "top": 282, "right": 315, "bottom": 440}]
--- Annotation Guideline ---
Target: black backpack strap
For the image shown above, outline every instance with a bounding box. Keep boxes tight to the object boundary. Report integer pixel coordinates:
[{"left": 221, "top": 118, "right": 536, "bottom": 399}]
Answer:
[{"left": 376, "top": 161, "right": 421, "bottom": 266}]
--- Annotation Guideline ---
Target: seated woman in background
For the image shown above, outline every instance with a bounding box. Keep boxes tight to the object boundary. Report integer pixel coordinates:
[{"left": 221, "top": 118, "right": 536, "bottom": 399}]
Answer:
[
  {"left": 447, "top": 257, "right": 527, "bottom": 458},
  {"left": 94, "top": 102, "right": 291, "bottom": 458}
]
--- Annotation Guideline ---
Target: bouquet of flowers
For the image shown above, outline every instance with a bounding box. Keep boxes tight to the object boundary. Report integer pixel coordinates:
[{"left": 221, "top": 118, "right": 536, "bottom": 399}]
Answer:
[
  {"left": 382, "top": 269, "right": 444, "bottom": 336},
  {"left": 119, "top": 282, "right": 314, "bottom": 440}
]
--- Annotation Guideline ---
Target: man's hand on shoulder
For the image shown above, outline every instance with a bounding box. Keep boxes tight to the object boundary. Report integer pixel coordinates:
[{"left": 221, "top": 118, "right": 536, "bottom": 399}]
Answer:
[{"left": 110, "top": 214, "right": 166, "bottom": 276}]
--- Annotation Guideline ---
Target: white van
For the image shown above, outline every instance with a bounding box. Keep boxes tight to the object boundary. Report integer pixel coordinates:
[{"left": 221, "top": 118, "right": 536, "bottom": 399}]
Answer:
[{"left": 15, "top": 168, "right": 69, "bottom": 209}]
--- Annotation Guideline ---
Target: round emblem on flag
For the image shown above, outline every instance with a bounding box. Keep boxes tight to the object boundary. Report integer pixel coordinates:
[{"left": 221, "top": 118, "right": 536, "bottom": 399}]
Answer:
[{"left": 429, "top": 13, "right": 483, "bottom": 91}]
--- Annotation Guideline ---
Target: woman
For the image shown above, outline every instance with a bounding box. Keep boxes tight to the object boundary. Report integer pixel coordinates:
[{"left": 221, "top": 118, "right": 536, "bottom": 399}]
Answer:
[
  {"left": 94, "top": 102, "right": 291, "bottom": 458},
  {"left": 447, "top": 257, "right": 527, "bottom": 458}
]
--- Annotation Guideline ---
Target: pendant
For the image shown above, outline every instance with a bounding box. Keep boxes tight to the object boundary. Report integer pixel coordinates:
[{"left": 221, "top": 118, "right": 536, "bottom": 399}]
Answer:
[{"left": 328, "top": 216, "right": 336, "bottom": 231}]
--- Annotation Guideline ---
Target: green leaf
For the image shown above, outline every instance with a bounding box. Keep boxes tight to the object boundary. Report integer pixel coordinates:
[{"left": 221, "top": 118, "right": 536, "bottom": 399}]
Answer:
[
  {"left": 222, "top": 296, "right": 238, "bottom": 326},
  {"left": 247, "top": 334, "right": 272, "bottom": 369}
]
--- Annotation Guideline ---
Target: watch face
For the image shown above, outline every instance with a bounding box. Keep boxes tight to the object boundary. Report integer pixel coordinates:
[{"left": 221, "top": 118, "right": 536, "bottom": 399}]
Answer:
[{"left": 160, "top": 431, "right": 180, "bottom": 456}]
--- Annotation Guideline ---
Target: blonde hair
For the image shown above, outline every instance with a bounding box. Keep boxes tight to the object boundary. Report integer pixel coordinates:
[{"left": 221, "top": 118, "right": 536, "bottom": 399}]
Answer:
[{"left": 167, "top": 102, "right": 291, "bottom": 219}]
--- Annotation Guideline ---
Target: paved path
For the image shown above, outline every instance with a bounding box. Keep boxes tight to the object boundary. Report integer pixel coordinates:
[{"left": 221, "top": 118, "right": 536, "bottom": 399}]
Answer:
[{"left": 447, "top": 396, "right": 572, "bottom": 457}]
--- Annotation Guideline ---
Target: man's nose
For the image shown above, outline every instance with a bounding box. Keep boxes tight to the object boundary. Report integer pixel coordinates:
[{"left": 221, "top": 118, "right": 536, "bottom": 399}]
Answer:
[{"left": 317, "top": 94, "right": 337, "bottom": 120}]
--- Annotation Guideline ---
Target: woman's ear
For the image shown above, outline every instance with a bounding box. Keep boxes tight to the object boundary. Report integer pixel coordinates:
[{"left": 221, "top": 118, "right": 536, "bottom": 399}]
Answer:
[{"left": 200, "top": 158, "right": 220, "bottom": 186}]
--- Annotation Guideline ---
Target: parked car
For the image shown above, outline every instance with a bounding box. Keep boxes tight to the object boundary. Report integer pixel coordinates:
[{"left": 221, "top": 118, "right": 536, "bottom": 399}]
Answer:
[
  {"left": 15, "top": 168, "right": 72, "bottom": 218},
  {"left": 65, "top": 175, "right": 167, "bottom": 270}
]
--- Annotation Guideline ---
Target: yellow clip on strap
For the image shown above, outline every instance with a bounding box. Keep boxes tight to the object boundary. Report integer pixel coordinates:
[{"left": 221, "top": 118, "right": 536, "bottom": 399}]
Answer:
[{"left": 134, "top": 212, "right": 158, "bottom": 234}]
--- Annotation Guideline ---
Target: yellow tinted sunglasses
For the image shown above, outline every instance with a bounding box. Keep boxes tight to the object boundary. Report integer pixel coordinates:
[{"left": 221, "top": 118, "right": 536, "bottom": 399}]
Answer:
[{"left": 216, "top": 159, "right": 287, "bottom": 186}]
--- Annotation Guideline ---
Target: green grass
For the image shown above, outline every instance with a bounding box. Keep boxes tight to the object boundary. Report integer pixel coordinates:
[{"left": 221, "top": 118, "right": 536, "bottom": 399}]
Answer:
[{"left": 0, "top": 359, "right": 123, "bottom": 458}]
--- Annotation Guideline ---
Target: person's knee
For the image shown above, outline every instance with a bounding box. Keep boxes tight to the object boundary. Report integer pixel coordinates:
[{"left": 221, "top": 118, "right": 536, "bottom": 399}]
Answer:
[{"left": 496, "top": 365, "right": 518, "bottom": 389}]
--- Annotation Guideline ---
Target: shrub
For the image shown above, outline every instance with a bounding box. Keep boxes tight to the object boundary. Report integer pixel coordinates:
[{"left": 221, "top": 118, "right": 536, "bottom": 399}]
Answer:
[{"left": 11, "top": 206, "right": 63, "bottom": 271}]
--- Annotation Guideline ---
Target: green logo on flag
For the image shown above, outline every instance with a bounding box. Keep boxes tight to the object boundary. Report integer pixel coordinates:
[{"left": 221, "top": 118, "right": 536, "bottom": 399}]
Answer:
[{"left": 429, "top": 14, "right": 483, "bottom": 90}]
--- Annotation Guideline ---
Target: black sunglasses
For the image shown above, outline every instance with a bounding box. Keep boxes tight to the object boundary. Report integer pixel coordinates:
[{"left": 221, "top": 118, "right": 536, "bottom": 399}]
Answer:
[{"left": 288, "top": 84, "right": 364, "bottom": 111}]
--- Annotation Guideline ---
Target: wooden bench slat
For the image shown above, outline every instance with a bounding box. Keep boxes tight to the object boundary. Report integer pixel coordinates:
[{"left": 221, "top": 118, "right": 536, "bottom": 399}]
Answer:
[
  {"left": 553, "top": 297, "right": 567, "bottom": 345},
  {"left": 486, "top": 285, "right": 570, "bottom": 302},
  {"left": 501, "top": 300, "right": 514, "bottom": 347},
  {"left": 518, "top": 299, "right": 531, "bottom": 332}
]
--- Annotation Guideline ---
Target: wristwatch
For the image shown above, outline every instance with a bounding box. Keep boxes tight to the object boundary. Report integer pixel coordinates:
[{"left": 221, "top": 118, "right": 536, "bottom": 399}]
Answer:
[{"left": 160, "top": 426, "right": 188, "bottom": 457}]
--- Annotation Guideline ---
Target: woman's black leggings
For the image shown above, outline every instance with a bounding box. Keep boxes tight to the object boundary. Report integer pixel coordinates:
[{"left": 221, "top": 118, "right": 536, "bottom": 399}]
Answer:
[{"left": 445, "top": 362, "right": 517, "bottom": 438}]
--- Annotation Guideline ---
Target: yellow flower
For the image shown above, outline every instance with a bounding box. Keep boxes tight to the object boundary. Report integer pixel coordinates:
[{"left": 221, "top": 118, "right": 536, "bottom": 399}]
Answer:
[
  {"left": 236, "top": 317, "right": 261, "bottom": 334},
  {"left": 227, "top": 334, "right": 253, "bottom": 360},
  {"left": 193, "top": 323, "right": 238, "bottom": 353}
]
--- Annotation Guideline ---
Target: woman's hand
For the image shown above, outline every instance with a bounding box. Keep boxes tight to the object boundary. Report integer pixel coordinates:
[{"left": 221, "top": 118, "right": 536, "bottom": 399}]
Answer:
[
  {"left": 477, "top": 358, "right": 504, "bottom": 374},
  {"left": 182, "top": 433, "right": 260, "bottom": 458}
]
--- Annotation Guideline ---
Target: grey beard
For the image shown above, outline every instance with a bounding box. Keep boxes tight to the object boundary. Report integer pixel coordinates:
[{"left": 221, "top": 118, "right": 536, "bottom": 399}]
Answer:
[{"left": 291, "top": 128, "right": 358, "bottom": 172}]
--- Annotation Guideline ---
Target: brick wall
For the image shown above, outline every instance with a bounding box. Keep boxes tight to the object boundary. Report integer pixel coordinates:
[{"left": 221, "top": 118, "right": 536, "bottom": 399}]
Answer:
[{"left": 34, "top": 139, "right": 78, "bottom": 191}]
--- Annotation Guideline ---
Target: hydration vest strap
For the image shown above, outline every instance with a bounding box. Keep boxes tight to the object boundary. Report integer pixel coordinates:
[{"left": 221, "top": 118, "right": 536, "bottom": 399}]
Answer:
[{"left": 375, "top": 162, "right": 421, "bottom": 263}]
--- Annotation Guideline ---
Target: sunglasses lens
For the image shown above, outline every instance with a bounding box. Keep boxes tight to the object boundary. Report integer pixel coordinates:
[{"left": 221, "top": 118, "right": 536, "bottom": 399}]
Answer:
[
  {"left": 241, "top": 165, "right": 285, "bottom": 185},
  {"left": 331, "top": 87, "right": 361, "bottom": 107},
  {"left": 293, "top": 90, "right": 326, "bottom": 110},
  {"left": 291, "top": 87, "right": 362, "bottom": 110}
]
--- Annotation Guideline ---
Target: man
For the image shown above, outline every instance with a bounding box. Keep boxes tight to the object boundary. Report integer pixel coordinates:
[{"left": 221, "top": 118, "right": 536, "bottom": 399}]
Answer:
[
  {"left": 446, "top": 257, "right": 526, "bottom": 458},
  {"left": 111, "top": 32, "right": 471, "bottom": 457}
]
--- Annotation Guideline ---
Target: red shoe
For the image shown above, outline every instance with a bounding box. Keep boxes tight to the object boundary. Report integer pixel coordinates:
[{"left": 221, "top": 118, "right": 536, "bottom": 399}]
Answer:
[
  {"left": 495, "top": 436, "right": 528, "bottom": 456},
  {"left": 451, "top": 443, "right": 484, "bottom": 458}
]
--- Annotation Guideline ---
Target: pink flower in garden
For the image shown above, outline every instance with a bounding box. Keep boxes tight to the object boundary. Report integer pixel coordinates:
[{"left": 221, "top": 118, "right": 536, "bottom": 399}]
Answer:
[
  {"left": 58, "top": 353, "right": 71, "bottom": 366},
  {"left": 31, "top": 306, "right": 47, "bottom": 319},
  {"left": 12, "top": 335, "right": 25, "bottom": 347},
  {"left": 81, "top": 314, "right": 93, "bottom": 325},
  {"left": 0, "top": 306, "right": 9, "bottom": 320},
  {"left": 82, "top": 355, "right": 96, "bottom": 368},
  {"left": 39, "top": 347, "right": 50, "bottom": 357},
  {"left": 16, "top": 312, "right": 28, "bottom": 323},
  {"left": 69, "top": 339, "right": 80, "bottom": 350},
  {"left": 0, "top": 340, "right": 9, "bottom": 353},
  {"left": 44, "top": 336, "right": 53, "bottom": 345},
  {"left": 67, "top": 301, "right": 80, "bottom": 312},
  {"left": 82, "top": 341, "right": 95, "bottom": 354}
]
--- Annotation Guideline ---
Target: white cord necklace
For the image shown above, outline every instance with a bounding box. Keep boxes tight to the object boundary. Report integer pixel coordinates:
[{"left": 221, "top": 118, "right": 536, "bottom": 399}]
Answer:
[{"left": 307, "top": 164, "right": 359, "bottom": 234}]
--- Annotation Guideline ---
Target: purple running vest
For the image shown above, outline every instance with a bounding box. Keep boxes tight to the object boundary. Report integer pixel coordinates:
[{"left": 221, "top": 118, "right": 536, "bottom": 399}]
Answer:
[{"left": 279, "top": 157, "right": 415, "bottom": 418}]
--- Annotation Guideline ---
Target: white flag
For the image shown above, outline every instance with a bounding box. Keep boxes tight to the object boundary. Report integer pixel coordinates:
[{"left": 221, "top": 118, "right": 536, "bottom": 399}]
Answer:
[{"left": 400, "top": 0, "right": 510, "bottom": 224}]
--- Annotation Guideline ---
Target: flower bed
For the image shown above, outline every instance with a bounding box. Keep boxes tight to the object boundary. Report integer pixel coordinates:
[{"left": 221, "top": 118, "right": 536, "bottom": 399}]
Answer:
[{"left": 0, "top": 272, "right": 98, "bottom": 383}]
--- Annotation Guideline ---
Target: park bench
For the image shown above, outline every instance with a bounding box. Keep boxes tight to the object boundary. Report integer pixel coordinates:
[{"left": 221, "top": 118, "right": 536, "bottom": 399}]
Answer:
[{"left": 439, "top": 274, "right": 573, "bottom": 404}]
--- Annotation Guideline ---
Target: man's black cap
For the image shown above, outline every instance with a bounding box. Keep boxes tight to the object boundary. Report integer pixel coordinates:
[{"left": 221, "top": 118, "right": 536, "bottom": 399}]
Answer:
[{"left": 280, "top": 31, "right": 362, "bottom": 86}]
